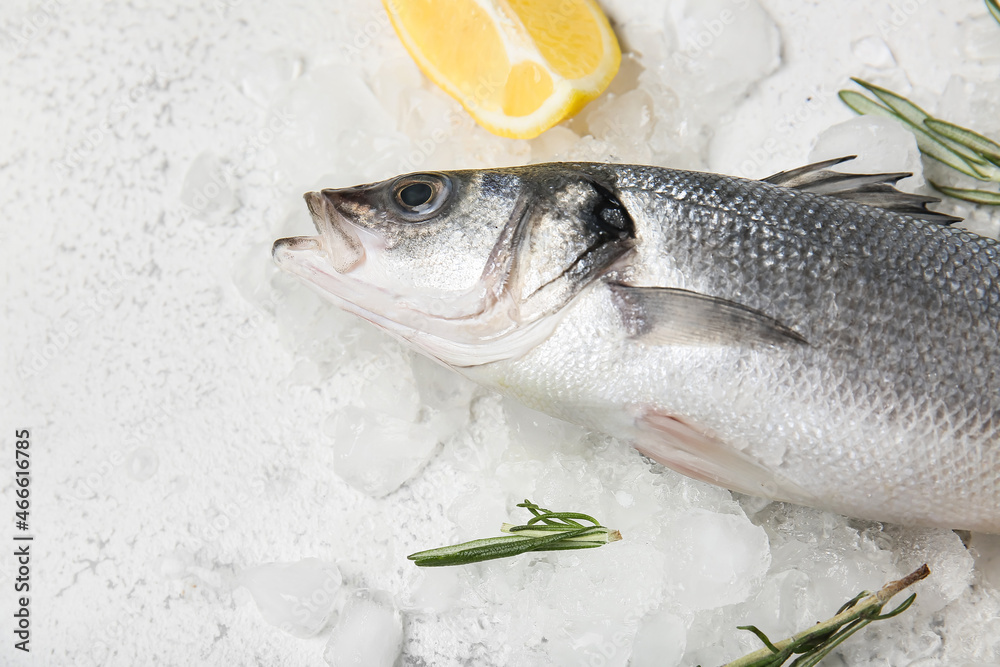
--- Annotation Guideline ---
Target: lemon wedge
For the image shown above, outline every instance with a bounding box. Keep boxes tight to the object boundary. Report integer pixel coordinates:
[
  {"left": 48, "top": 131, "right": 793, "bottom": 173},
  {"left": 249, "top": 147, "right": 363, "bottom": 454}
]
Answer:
[{"left": 382, "top": 0, "right": 621, "bottom": 139}]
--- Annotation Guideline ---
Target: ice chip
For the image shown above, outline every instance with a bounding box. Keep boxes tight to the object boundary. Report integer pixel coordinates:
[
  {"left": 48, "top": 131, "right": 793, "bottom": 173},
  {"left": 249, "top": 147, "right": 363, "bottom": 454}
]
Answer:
[
  {"left": 584, "top": 89, "right": 656, "bottom": 163},
  {"left": 404, "top": 567, "right": 463, "bottom": 613},
  {"left": 327, "top": 406, "right": 439, "bottom": 497},
  {"left": 502, "top": 398, "right": 589, "bottom": 458},
  {"left": 179, "top": 152, "right": 237, "bottom": 221},
  {"left": 963, "top": 15, "right": 1000, "bottom": 62},
  {"left": 241, "top": 558, "right": 343, "bottom": 638},
  {"left": 271, "top": 66, "right": 406, "bottom": 186},
  {"left": 410, "top": 353, "right": 476, "bottom": 411},
  {"left": 324, "top": 590, "right": 403, "bottom": 667},
  {"left": 969, "top": 532, "right": 1000, "bottom": 589},
  {"left": 851, "top": 35, "right": 897, "bottom": 69},
  {"left": 233, "top": 49, "right": 304, "bottom": 106},
  {"left": 663, "top": 509, "right": 771, "bottom": 610},
  {"left": 629, "top": 611, "right": 686, "bottom": 667},
  {"left": 884, "top": 526, "right": 974, "bottom": 613},
  {"left": 126, "top": 446, "right": 158, "bottom": 481},
  {"left": 667, "top": 0, "right": 781, "bottom": 100}
]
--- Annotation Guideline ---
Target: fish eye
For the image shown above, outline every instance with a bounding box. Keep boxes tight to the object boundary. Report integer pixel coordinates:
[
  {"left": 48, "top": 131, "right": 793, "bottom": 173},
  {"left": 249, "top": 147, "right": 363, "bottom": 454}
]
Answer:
[
  {"left": 399, "top": 182, "right": 432, "bottom": 207},
  {"left": 391, "top": 173, "right": 451, "bottom": 220}
]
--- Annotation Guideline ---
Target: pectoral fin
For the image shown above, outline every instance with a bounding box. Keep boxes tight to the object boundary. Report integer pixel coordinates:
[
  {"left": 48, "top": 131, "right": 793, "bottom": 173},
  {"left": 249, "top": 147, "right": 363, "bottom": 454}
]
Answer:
[
  {"left": 608, "top": 283, "right": 807, "bottom": 347},
  {"left": 635, "top": 410, "right": 814, "bottom": 504}
]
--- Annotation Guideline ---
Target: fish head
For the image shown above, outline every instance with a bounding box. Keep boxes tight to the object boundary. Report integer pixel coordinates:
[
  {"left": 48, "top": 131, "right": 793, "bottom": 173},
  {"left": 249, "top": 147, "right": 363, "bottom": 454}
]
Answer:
[{"left": 273, "top": 164, "right": 634, "bottom": 366}]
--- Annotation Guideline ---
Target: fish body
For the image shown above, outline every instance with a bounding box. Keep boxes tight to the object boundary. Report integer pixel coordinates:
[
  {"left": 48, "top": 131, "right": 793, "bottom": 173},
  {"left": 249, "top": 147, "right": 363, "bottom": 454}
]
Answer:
[{"left": 274, "top": 161, "right": 1000, "bottom": 532}]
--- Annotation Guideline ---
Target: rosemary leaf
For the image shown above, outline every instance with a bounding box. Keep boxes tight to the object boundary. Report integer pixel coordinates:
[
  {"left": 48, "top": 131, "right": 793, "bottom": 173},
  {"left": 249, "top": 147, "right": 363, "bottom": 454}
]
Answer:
[
  {"left": 850, "top": 78, "right": 933, "bottom": 127},
  {"left": 928, "top": 181, "right": 1000, "bottom": 205},
  {"left": 408, "top": 527, "right": 598, "bottom": 567},
  {"left": 850, "top": 78, "right": 991, "bottom": 168},
  {"left": 838, "top": 89, "right": 988, "bottom": 179},
  {"left": 924, "top": 118, "right": 1000, "bottom": 162},
  {"left": 723, "top": 565, "right": 930, "bottom": 667},
  {"left": 408, "top": 499, "right": 621, "bottom": 567},
  {"left": 525, "top": 511, "right": 600, "bottom": 526},
  {"left": 501, "top": 523, "right": 622, "bottom": 543},
  {"left": 837, "top": 89, "right": 892, "bottom": 117}
]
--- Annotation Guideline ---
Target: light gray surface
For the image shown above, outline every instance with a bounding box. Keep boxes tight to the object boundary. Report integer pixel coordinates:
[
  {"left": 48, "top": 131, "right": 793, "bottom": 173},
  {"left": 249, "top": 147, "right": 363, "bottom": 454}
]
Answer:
[{"left": 2, "top": 0, "right": 999, "bottom": 665}]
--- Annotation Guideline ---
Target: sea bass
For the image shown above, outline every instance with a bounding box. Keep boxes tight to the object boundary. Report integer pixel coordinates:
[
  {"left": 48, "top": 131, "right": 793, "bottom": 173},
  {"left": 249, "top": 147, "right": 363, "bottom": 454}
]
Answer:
[{"left": 273, "top": 159, "right": 1000, "bottom": 533}]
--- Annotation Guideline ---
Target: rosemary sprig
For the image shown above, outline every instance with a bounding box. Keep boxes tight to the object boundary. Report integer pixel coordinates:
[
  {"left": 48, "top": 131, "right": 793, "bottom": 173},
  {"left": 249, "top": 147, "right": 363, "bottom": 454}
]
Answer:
[
  {"left": 839, "top": 78, "right": 1000, "bottom": 204},
  {"left": 407, "top": 500, "right": 621, "bottom": 567},
  {"left": 721, "top": 565, "right": 930, "bottom": 667}
]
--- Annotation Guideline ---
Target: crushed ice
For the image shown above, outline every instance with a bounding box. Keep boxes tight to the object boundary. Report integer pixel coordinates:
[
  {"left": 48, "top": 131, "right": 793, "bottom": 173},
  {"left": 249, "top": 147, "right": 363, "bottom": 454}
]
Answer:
[{"left": 222, "top": 1, "right": 1000, "bottom": 665}]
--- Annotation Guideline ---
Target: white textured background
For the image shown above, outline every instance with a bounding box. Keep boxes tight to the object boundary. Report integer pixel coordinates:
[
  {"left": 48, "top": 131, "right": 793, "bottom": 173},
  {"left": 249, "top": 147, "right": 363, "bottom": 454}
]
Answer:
[{"left": 2, "top": 0, "right": 1000, "bottom": 665}]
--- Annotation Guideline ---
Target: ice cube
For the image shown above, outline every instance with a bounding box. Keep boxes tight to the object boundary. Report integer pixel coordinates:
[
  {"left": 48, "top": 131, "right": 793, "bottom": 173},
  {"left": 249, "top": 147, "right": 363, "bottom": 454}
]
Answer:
[
  {"left": 883, "top": 526, "right": 974, "bottom": 613},
  {"left": 666, "top": 0, "right": 781, "bottom": 104},
  {"left": 270, "top": 66, "right": 407, "bottom": 188},
  {"left": 936, "top": 75, "right": 1000, "bottom": 143},
  {"left": 179, "top": 152, "right": 237, "bottom": 221},
  {"left": 629, "top": 611, "right": 687, "bottom": 667},
  {"left": 968, "top": 532, "right": 1000, "bottom": 589},
  {"left": 324, "top": 590, "right": 403, "bottom": 667},
  {"left": 851, "top": 35, "right": 897, "bottom": 69},
  {"left": 326, "top": 406, "right": 440, "bottom": 498},
  {"left": 126, "top": 446, "right": 158, "bottom": 481},
  {"left": 404, "top": 567, "right": 463, "bottom": 614},
  {"left": 963, "top": 14, "right": 1000, "bottom": 62},
  {"left": 584, "top": 89, "right": 657, "bottom": 163},
  {"left": 661, "top": 509, "right": 771, "bottom": 610},
  {"left": 241, "top": 558, "right": 343, "bottom": 638},
  {"left": 232, "top": 49, "right": 304, "bottom": 107},
  {"left": 502, "top": 398, "right": 589, "bottom": 460}
]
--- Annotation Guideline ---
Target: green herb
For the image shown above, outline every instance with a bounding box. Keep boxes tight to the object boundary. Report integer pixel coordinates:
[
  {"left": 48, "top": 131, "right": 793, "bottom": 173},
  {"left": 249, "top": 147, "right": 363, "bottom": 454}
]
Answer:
[
  {"left": 407, "top": 499, "right": 621, "bottom": 567},
  {"left": 721, "top": 564, "right": 930, "bottom": 667},
  {"left": 839, "top": 78, "right": 1000, "bottom": 204}
]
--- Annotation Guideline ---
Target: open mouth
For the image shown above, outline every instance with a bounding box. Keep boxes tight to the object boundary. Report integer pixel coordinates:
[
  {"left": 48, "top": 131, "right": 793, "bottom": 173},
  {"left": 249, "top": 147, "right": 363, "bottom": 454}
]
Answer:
[{"left": 301, "top": 190, "right": 366, "bottom": 273}]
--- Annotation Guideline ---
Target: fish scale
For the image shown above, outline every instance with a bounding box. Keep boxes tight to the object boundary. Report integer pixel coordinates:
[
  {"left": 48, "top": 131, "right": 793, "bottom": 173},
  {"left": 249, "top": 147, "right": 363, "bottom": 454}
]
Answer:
[{"left": 274, "top": 160, "right": 1000, "bottom": 531}]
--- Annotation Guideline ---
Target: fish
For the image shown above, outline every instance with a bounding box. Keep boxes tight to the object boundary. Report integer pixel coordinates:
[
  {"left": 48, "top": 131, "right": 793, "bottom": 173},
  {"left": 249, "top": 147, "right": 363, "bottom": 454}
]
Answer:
[{"left": 272, "top": 157, "right": 1000, "bottom": 533}]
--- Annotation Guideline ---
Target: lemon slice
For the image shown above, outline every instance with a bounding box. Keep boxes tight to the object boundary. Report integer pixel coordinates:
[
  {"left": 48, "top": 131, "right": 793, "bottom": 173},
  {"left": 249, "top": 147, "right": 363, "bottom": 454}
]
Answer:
[{"left": 383, "top": 0, "right": 621, "bottom": 139}]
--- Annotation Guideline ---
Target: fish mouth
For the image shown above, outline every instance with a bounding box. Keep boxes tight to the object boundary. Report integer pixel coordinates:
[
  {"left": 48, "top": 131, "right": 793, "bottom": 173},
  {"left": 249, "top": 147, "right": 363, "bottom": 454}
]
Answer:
[
  {"left": 271, "top": 186, "right": 586, "bottom": 366},
  {"left": 302, "top": 190, "right": 366, "bottom": 273},
  {"left": 272, "top": 231, "right": 568, "bottom": 367},
  {"left": 272, "top": 188, "right": 478, "bottom": 338}
]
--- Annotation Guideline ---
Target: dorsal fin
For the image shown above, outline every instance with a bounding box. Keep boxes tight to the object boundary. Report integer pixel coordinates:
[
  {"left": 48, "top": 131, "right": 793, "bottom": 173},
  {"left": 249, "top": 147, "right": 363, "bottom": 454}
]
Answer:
[{"left": 763, "top": 156, "right": 962, "bottom": 225}]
